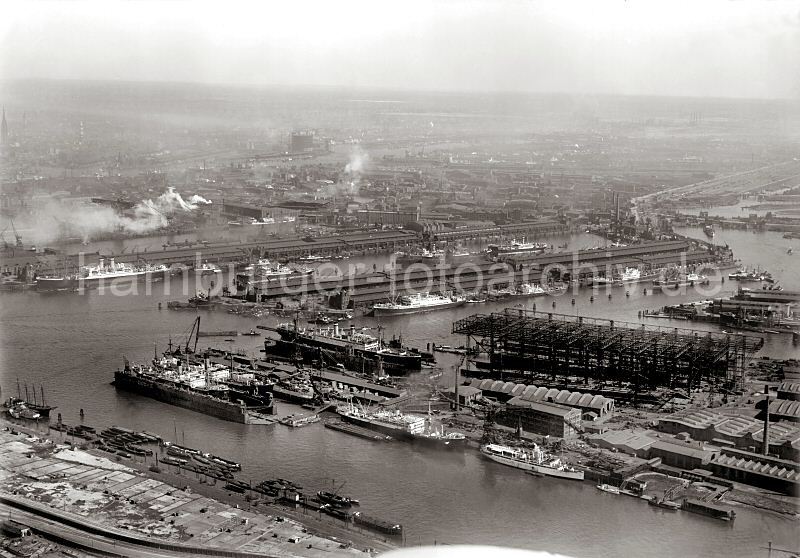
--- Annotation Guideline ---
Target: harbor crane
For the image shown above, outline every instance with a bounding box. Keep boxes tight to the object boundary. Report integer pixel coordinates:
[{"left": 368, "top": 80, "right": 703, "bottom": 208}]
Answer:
[{"left": 9, "top": 218, "right": 23, "bottom": 247}]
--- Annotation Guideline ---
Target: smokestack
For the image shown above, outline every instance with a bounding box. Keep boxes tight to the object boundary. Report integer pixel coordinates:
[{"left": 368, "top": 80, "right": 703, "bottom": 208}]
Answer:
[{"left": 762, "top": 384, "right": 770, "bottom": 456}]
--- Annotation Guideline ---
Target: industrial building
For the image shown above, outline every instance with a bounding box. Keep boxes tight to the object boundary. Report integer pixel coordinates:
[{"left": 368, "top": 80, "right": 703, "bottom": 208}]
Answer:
[
  {"left": 648, "top": 439, "right": 719, "bottom": 470},
  {"left": 493, "top": 400, "right": 582, "bottom": 440},
  {"left": 777, "top": 381, "right": 800, "bottom": 402},
  {"left": 453, "top": 309, "right": 763, "bottom": 395},
  {"left": 711, "top": 448, "right": 799, "bottom": 495},
  {"left": 445, "top": 385, "right": 483, "bottom": 408},
  {"left": 767, "top": 399, "right": 800, "bottom": 423},
  {"left": 658, "top": 408, "right": 800, "bottom": 460},
  {"left": 467, "top": 378, "right": 614, "bottom": 420},
  {"left": 585, "top": 430, "right": 656, "bottom": 458},
  {"left": 289, "top": 131, "right": 315, "bottom": 154}
]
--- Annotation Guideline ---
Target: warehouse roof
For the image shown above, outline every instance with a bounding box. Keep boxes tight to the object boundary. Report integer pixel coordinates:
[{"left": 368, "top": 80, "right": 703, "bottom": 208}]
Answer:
[
  {"left": 769, "top": 399, "right": 800, "bottom": 420},
  {"left": 506, "top": 398, "right": 577, "bottom": 417},
  {"left": 650, "top": 440, "right": 718, "bottom": 460},
  {"left": 470, "top": 378, "right": 613, "bottom": 411}
]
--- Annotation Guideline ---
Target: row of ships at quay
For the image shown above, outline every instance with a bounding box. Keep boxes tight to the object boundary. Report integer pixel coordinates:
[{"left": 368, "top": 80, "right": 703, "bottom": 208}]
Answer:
[
  {"left": 105, "top": 319, "right": 584, "bottom": 469},
  {"left": 104, "top": 316, "right": 475, "bottom": 449}
]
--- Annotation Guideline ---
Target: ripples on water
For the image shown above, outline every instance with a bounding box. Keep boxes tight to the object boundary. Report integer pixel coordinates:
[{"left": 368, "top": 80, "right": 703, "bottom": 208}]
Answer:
[{"left": 0, "top": 230, "right": 797, "bottom": 556}]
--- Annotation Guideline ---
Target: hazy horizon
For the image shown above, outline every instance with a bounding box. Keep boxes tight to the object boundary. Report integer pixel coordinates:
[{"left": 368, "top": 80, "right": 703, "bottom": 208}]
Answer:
[{"left": 2, "top": 0, "right": 799, "bottom": 101}]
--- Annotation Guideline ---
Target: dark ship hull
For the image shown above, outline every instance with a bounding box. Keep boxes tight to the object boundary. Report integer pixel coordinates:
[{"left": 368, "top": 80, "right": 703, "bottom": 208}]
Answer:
[
  {"left": 267, "top": 333, "right": 423, "bottom": 376},
  {"left": 113, "top": 370, "right": 274, "bottom": 424}
]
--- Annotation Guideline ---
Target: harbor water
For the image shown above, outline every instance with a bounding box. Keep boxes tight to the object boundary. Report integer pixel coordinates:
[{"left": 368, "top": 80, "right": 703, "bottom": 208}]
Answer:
[{"left": 0, "top": 229, "right": 798, "bottom": 557}]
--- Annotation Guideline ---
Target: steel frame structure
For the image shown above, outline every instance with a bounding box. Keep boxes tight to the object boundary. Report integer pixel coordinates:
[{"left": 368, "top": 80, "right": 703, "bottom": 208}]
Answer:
[{"left": 453, "top": 308, "right": 763, "bottom": 394}]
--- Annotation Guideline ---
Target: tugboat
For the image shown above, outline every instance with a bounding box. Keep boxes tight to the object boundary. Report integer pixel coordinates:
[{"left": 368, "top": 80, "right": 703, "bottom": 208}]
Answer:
[{"left": 703, "top": 224, "right": 715, "bottom": 238}]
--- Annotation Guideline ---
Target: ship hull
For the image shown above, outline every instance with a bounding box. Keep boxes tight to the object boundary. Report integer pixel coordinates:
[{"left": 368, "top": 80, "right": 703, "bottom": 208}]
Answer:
[
  {"left": 373, "top": 300, "right": 465, "bottom": 316},
  {"left": 268, "top": 336, "right": 422, "bottom": 375},
  {"left": 37, "top": 270, "right": 170, "bottom": 291},
  {"left": 113, "top": 371, "right": 273, "bottom": 424},
  {"left": 340, "top": 413, "right": 465, "bottom": 449},
  {"left": 480, "top": 449, "right": 584, "bottom": 480},
  {"left": 35, "top": 277, "right": 78, "bottom": 291}
]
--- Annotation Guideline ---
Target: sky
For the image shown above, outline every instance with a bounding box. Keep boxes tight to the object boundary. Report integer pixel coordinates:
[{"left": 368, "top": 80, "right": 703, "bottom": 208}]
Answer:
[{"left": 1, "top": 0, "right": 799, "bottom": 99}]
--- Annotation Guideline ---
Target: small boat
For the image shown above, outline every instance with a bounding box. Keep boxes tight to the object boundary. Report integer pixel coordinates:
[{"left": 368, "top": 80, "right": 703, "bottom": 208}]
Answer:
[
  {"left": 596, "top": 484, "right": 620, "bottom": 495},
  {"left": 279, "top": 413, "right": 320, "bottom": 427},
  {"left": 649, "top": 498, "right": 680, "bottom": 510},
  {"left": 241, "top": 330, "right": 260, "bottom": 336}
]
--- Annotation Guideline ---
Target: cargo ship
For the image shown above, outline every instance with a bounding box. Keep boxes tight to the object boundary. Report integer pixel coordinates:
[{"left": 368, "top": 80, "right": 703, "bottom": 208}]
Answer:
[
  {"left": 479, "top": 443, "right": 584, "bottom": 480},
  {"left": 372, "top": 292, "right": 465, "bottom": 316},
  {"left": 593, "top": 267, "right": 652, "bottom": 287},
  {"left": 486, "top": 238, "right": 548, "bottom": 258},
  {"left": 112, "top": 355, "right": 274, "bottom": 424},
  {"left": 394, "top": 248, "right": 445, "bottom": 267},
  {"left": 652, "top": 272, "right": 709, "bottom": 291},
  {"left": 264, "top": 322, "right": 424, "bottom": 375},
  {"left": 337, "top": 402, "right": 466, "bottom": 449}
]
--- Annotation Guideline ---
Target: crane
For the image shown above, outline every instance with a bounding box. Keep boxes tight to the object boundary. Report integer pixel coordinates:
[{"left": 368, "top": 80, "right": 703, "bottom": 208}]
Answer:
[{"left": 9, "top": 218, "right": 22, "bottom": 247}]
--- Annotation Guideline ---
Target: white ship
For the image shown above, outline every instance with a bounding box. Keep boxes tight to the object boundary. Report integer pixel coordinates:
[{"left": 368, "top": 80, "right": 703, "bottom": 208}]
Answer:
[
  {"left": 84, "top": 259, "right": 169, "bottom": 283},
  {"left": 242, "top": 259, "right": 312, "bottom": 278},
  {"left": 516, "top": 283, "right": 547, "bottom": 297},
  {"left": 372, "top": 292, "right": 465, "bottom": 316},
  {"left": 594, "top": 267, "right": 642, "bottom": 287},
  {"left": 480, "top": 443, "right": 584, "bottom": 481},
  {"left": 249, "top": 217, "right": 276, "bottom": 225},
  {"left": 197, "top": 262, "right": 222, "bottom": 274},
  {"left": 395, "top": 248, "right": 446, "bottom": 266}
]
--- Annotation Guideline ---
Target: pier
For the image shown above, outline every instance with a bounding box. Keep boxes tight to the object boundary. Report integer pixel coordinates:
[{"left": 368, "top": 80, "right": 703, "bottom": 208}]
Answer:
[{"left": 243, "top": 240, "right": 730, "bottom": 304}]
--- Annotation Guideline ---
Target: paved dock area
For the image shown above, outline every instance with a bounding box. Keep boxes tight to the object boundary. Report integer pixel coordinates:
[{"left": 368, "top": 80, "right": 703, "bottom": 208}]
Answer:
[{"left": 0, "top": 428, "right": 371, "bottom": 557}]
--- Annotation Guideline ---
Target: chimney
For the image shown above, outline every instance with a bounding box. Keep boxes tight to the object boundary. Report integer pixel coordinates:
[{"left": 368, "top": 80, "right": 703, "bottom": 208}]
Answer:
[{"left": 762, "top": 384, "right": 770, "bottom": 456}]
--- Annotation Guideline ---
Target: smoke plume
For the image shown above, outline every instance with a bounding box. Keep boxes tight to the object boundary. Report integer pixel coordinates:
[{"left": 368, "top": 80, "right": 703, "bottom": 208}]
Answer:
[{"left": 10, "top": 187, "right": 211, "bottom": 245}]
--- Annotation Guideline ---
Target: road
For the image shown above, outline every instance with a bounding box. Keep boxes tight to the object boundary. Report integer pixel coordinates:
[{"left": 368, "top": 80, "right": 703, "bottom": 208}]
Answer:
[{"left": 0, "top": 503, "right": 191, "bottom": 557}]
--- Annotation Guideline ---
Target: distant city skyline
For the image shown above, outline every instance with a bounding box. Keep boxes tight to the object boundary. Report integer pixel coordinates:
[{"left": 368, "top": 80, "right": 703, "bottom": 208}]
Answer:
[{"left": 1, "top": 0, "right": 799, "bottom": 100}]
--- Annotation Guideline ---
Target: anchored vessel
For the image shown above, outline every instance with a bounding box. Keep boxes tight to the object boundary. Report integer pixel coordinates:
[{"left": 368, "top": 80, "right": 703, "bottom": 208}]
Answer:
[
  {"left": 480, "top": 443, "right": 584, "bottom": 480},
  {"left": 265, "top": 322, "right": 424, "bottom": 375},
  {"left": 372, "top": 292, "right": 465, "bottom": 316}
]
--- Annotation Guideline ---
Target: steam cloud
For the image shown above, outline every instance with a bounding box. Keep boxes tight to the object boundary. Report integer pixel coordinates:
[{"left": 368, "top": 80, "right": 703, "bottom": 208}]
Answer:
[
  {"left": 15, "top": 187, "right": 212, "bottom": 245},
  {"left": 343, "top": 147, "right": 369, "bottom": 196}
]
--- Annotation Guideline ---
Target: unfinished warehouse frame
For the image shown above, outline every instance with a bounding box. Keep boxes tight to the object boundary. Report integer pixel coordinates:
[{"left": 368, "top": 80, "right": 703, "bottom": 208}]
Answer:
[{"left": 452, "top": 309, "right": 764, "bottom": 395}]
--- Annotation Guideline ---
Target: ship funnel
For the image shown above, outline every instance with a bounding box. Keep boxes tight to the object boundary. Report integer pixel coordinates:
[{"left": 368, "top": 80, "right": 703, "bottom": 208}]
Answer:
[
  {"left": 109, "top": 258, "right": 115, "bottom": 268},
  {"left": 334, "top": 323, "right": 339, "bottom": 336}
]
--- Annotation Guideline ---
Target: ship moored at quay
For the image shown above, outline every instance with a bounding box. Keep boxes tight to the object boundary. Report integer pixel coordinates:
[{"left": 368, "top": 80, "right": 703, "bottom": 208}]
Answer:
[
  {"left": 337, "top": 401, "right": 467, "bottom": 449},
  {"left": 35, "top": 258, "right": 171, "bottom": 291},
  {"left": 111, "top": 318, "right": 275, "bottom": 425},
  {"left": 479, "top": 443, "right": 585, "bottom": 481},
  {"left": 262, "top": 322, "right": 429, "bottom": 375},
  {"left": 113, "top": 359, "right": 275, "bottom": 424}
]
